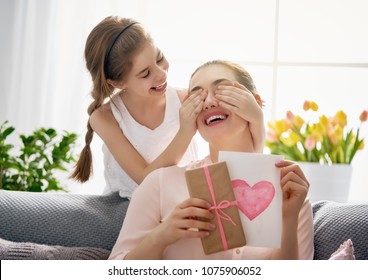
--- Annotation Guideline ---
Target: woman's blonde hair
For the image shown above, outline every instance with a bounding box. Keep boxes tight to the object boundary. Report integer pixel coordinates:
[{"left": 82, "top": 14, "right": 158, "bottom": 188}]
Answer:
[{"left": 190, "top": 60, "right": 258, "bottom": 95}]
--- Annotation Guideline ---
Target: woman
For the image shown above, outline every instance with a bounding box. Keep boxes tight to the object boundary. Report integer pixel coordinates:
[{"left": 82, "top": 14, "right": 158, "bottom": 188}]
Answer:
[{"left": 108, "top": 60, "right": 314, "bottom": 259}]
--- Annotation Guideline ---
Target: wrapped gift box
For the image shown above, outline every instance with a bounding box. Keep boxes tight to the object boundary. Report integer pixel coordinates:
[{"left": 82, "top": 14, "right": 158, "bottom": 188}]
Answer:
[{"left": 185, "top": 161, "right": 246, "bottom": 254}]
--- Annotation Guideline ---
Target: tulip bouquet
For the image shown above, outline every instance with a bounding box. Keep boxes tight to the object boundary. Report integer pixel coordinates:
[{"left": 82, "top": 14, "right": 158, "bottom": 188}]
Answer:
[{"left": 266, "top": 101, "right": 367, "bottom": 164}]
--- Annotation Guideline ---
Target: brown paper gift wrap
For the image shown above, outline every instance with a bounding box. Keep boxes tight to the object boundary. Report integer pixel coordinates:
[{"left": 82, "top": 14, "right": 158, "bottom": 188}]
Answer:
[{"left": 185, "top": 161, "right": 246, "bottom": 254}]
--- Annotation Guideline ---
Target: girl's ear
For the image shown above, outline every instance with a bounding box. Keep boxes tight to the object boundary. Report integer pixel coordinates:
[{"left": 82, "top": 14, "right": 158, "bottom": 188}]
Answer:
[
  {"left": 255, "top": 93, "right": 263, "bottom": 108},
  {"left": 107, "top": 79, "right": 125, "bottom": 90}
]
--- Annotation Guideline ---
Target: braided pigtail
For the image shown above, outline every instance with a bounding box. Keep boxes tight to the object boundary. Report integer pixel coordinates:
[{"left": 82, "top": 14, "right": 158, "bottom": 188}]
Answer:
[
  {"left": 70, "top": 122, "right": 94, "bottom": 182},
  {"left": 70, "top": 89, "right": 105, "bottom": 182}
]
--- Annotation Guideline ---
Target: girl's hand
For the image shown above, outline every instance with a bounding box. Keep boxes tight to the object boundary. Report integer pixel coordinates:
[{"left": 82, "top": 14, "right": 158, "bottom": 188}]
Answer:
[
  {"left": 215, "top": 81, "right": 265, "bottom": 152},
  {"left": 275, "top": 160, "right": 310, "bottom": 221},
  {"left": 152, "top": 197, "right": 215, "bottom": 248},
  {"left": 214, "top": 81, "right": 263, "bottom": 125},
  {"left": 179, "top": 90, "right": 207, "bottom": 137}
]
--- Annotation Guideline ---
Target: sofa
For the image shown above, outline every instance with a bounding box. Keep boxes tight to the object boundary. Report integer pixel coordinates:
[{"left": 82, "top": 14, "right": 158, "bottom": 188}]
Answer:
[{"left": 0, "top": 189, "right": 367, "bottom": 260}]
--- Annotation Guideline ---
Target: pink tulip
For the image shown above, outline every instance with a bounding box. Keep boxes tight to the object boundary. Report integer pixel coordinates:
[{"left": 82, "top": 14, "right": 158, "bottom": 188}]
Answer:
[{"left": 304, "top": 135, "right": 316, "bottom": 151}]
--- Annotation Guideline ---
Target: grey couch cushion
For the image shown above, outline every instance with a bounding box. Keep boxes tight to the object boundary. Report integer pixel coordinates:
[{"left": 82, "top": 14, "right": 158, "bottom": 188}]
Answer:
[
  {"left": 313, "top": 200, "right": 368, "bottom": 260},
  {"left": 0, "top": 190, "right": 128, "bottom": 251},
  {"left": 0, "top": 237, "right": 111, "bottom": 260},
  {"left": 2, "top": 190, "right": 368, "bottom": 260}
]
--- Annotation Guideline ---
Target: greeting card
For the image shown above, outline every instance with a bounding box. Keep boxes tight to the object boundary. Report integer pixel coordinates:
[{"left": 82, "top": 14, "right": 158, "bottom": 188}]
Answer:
[{"left": 219, "top": 151, "right": 284, "bottom": 248}]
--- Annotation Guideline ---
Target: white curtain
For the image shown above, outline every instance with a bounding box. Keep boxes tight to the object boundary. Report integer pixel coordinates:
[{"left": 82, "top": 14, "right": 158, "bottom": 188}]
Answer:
[
  {"left": 0, "top": 0, "right": 140, "bottom": 131},
  {"left": 0, "top": 0, "right": 139, "bottom": 193}
]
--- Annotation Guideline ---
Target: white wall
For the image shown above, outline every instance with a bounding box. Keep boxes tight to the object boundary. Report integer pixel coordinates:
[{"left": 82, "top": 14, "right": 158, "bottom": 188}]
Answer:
[{"left": 0, "top": 0, "right": 367, "bottom": 201}]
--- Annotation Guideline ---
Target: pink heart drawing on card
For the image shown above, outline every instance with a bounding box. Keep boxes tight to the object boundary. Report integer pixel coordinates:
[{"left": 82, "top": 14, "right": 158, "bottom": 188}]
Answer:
[{"left": 232, "top": 179, "right": 275, "bottom": 221}]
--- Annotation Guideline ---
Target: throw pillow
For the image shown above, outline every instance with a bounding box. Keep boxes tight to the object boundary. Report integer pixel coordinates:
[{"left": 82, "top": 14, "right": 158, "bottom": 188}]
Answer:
[{"left": 329, "top": 239, "right": 355, "bottom": 260}]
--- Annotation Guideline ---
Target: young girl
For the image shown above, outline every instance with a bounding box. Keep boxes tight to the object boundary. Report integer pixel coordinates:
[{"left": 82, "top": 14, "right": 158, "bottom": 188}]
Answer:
[
  {"left": 108, "top": 60, "right": 314, "bottom": 260},
  {"left": 71, "top": 16, "right": 205, "bottom": 198}
]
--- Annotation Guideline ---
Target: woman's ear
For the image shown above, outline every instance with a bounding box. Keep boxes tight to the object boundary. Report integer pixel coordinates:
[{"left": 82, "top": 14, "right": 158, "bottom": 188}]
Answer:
[{"left": 255, "top": 93, "right": 263, "bottom": 108}]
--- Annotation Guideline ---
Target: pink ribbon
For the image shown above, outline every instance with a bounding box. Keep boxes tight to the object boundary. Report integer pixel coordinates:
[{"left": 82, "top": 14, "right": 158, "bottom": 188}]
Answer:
[{"left": 203, "top": 165, "right": 237, "bottom": 251}]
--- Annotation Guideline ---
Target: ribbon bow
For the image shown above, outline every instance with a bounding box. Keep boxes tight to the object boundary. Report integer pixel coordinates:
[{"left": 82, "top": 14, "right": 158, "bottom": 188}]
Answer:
[{"left": 203, "top": 165, "right": 237, "bottom": 251}]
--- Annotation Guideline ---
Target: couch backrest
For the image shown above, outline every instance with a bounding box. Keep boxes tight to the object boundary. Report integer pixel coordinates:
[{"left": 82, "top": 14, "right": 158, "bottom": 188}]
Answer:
[{"left": 0, "top": 190, "right": 129, "bottom": 251}]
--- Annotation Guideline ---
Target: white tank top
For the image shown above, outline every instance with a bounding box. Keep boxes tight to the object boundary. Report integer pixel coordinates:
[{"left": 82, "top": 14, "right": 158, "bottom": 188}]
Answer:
[{"left": 102, "top": 87, "right": 198, "bottom": 199}]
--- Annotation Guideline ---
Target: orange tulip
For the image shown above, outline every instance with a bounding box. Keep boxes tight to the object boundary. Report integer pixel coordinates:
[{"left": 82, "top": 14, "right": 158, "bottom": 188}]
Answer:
[
  {"left": 286, "top": 110, "right": 295, "bottom": 121},
  {"left": 360, "top": 110, "right": 368, "bottom": 122}
]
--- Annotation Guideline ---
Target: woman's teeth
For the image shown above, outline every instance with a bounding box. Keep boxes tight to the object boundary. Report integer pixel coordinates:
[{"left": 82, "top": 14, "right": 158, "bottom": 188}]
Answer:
[{"left": 205, "top": 115, "right": 227, "bottom": 125}]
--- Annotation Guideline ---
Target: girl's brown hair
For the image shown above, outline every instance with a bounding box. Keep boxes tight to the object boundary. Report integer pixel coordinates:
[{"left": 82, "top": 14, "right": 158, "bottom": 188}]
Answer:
[{"left": 71, "top": 16, "right": 151, "bottom": 182}]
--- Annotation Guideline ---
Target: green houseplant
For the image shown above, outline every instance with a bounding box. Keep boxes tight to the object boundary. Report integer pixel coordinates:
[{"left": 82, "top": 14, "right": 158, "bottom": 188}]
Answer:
[{"left": 0, "top": 120, "right": 78, "bottom": 192}]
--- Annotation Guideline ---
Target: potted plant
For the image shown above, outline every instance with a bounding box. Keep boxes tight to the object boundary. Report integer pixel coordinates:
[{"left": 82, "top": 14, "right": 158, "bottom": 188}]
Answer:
[
  {"left": 265, "top": 101, "right": 367, "bottom": 202},
  {"left": 0, "top": 120, "right": 78, "bottom": 192}
]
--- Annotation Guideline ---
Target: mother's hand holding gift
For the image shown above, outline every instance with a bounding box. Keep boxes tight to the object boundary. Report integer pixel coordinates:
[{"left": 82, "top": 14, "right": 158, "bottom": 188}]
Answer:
[{"left": 154, "top": 198, "right": 215, "bottom": 246}]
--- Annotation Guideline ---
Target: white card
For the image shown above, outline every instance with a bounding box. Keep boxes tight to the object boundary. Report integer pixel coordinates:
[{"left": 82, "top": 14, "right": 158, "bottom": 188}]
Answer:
[{"left": 219, "top": 151, "right": 284, "bottom": 248}]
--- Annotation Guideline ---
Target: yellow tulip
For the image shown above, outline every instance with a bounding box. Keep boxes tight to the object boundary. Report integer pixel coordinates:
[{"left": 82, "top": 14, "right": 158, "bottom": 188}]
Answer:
[
  {"left": 334, "top": 125, "right": 343, "bottom": 141},
  {"left": 303, "top": 100, "right": 319, "bottom": 111},
  {"left": 328, "top": 125, "right": 343, "bottom": 145},
  {"left": 359, "top": 141, "right": 365, "bottom": 150},
  {"left": 333, "top": 110, "right": 347, "bottom": 127},
  {"left": 310, "top": 101, "right": 319, "bottom": 111},
  {"left": 319, "top": 115, "right": 329, "bottom": 127},
  {"left": 266, "top": 101, "right": 365, "bottom": 164},
  {"left": 293, "top": 115, "right": 305, "bottom": 130},
  {"left": 275, "top": 120, "right": 289, "bottom": 135},
  {"left": 281, "top": 131, "right": 301, "bottom": 147},
  {"left": 311, "top": 125, "right": 324, "bottom": 142}
]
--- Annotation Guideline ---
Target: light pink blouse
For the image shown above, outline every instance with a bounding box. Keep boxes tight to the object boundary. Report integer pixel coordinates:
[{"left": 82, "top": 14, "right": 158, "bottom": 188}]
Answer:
[{"left": 109, "top": 163, "right": 314, "bottom": 260}]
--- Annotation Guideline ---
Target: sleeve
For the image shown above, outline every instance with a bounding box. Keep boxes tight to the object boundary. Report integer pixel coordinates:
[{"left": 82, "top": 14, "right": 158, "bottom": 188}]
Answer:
[
  {"left": 297, "top": 198, "right": 315, "bottom": 259},
  {"left": 108, "top": 169, "right": 162, "bottom": 260}
]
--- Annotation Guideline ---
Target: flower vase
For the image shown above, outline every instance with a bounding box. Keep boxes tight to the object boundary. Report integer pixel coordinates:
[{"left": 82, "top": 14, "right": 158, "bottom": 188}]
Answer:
[{"left": 298, "top": 162, "right": 352, "bottom": 203}]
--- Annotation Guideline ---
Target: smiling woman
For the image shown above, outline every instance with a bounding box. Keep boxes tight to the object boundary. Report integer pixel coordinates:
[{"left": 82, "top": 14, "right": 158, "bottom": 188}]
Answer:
[
  {"left": 108, "top": 59, "right": 314, "bottom": 260},
  {"left": 189, "top": 60, "right": 265, "bottom": 154}
]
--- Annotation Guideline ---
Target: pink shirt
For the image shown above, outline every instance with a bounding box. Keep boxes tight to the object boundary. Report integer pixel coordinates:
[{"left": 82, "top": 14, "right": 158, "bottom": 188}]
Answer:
[{"left": 109, "top": 163, "right": 314, "bottom": 260}]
